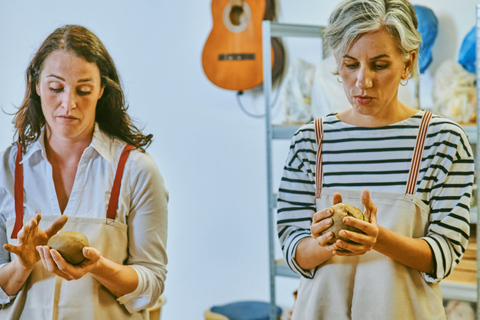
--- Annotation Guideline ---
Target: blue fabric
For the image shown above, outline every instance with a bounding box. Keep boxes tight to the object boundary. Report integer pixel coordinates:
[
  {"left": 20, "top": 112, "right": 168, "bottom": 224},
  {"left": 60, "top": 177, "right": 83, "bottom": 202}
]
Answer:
[
  {"left": 211, "top": 301, "right": 282, "bottom": 320},
  {"left": 459, "top": 26, "right": 476, "bottom": 74},
  {"left": 414, "top": 5, "right": 438, "bottom": 73}
]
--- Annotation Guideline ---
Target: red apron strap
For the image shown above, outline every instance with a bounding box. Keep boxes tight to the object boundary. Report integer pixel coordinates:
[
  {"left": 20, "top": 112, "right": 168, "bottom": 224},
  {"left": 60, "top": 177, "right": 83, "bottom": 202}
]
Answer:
[
  {"left": 314, "top": 119, "right": 323, "bottom": 199},
  {"left": 12, "top": 144, "right": 24, "bottom": 239},
  {"left": 106, "top": 144, "right": 134, "bottom": 220},
  {"left": 405, "top": 111, "right": 433, "bottom": 195}
]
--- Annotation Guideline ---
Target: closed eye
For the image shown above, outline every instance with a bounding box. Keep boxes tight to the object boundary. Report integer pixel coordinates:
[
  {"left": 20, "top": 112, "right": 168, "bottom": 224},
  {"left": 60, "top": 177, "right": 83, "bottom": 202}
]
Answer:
[
  {"left": 49, "top": 87, "right": 63, "bottom": 93},
  {"left": 373, "top": 64, "right": 388, "bottom": 70},
  {"left": 345, "top": 63, "right": 359, "bottom": 69},
  {"left": 77, "top": 90, "right": 91, "bottom": 96}
]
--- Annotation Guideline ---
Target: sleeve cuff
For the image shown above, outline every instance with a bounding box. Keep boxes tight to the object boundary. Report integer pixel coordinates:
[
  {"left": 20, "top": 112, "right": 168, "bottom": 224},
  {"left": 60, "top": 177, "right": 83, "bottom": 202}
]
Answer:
[
  {"left": 116, "top": 264, "right": 165, "bottom": 313},
  {"left": 288, "top": 234, "right": 317, "bottom": 279},
  {"left": 421, "top": 235, "right": 450, "bottom": 283},
  {"left": 116, "top": 267, "right": 145, "bottom": 313},
  {"left": 0, "top": 264, "right": 17, "bottom": 307}
]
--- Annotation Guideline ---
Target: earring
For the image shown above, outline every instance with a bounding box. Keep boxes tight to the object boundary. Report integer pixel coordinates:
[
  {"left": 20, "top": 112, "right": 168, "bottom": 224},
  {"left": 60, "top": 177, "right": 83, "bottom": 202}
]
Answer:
[
  {"left": 337, "top": 75, "right": 342, "bottom": 83},
  {"left": 400, "top": 77, "right": 409, "bottom": 86}
]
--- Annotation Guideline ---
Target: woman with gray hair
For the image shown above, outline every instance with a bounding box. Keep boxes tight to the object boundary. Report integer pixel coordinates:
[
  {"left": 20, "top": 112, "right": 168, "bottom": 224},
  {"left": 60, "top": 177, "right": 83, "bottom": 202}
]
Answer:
[{"left": 277, "top": 0, "right": 473, "bottom": 319}]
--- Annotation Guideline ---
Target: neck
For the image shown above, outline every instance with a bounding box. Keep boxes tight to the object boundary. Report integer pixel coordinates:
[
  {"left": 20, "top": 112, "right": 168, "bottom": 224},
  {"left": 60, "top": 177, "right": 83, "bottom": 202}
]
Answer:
[
  {"left": 338, "top": 101, "right": 418, "bottom": 127},
  {"left": 44, "top": 131, "right": 93, "bottom": 166}
]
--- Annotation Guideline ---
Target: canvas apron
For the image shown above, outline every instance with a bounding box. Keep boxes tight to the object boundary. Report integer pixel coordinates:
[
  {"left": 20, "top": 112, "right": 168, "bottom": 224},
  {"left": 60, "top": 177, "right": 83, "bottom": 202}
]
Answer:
[
  {"left": 292, "top": 112, "right": 446, "bottom": 320},
  {"left": 1, "top": 145, "right": 147, "bottom": 320}
]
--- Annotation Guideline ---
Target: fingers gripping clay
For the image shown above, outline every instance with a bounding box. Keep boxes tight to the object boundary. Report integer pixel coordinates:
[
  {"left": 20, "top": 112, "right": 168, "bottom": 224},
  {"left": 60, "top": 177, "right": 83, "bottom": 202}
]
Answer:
[
  {"left": 47, "top": 231, "right": 89, "bottom": 265},
  {"left": 321, "top": 203, "right": 369, "bottom": 245}
]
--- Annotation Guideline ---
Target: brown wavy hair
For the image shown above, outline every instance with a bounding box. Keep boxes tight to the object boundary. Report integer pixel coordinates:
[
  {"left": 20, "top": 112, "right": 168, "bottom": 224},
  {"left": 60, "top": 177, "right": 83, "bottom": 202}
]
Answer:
[{"left": 14, "top": 24, "right": 152, "bottom": 152}]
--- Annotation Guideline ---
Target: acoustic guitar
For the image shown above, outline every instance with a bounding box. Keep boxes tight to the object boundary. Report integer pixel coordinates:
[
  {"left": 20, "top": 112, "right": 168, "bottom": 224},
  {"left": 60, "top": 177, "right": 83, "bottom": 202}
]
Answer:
[{"left": 202, "top": 0, "right": 285, "bottom": 91}]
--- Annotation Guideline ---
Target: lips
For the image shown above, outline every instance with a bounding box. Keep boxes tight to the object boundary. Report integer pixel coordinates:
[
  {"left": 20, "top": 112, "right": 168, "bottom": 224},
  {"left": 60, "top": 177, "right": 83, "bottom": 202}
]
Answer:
[
  {"left": 56, "top": 115, "right": 78, "bottom": 120},
  {"left": 355, "top": 96, "right": 374, "bottom": 105}
]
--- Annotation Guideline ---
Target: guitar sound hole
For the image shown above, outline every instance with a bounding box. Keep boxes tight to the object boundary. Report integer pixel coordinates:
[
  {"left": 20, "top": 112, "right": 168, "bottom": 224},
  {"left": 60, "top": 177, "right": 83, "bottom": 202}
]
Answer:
[{"left": 229, "top": 6, "right": 245, "bottom": 26}]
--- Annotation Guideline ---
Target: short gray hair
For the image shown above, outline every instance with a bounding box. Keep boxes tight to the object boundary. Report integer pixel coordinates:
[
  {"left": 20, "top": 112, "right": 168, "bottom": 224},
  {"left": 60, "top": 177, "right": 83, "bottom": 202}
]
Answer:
[{"left": 324, "top": 0, "right": 421, "bottom": 79}]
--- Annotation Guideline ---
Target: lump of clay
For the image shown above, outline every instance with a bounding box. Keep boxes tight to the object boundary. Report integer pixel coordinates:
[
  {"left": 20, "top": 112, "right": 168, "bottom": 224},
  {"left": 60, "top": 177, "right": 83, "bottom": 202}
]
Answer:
[
  {"left": 321, "top": 203, "right": 369, "bottom": 244},
  {"left": 47, "top": 231, "right": 89, "bottom": 265}
]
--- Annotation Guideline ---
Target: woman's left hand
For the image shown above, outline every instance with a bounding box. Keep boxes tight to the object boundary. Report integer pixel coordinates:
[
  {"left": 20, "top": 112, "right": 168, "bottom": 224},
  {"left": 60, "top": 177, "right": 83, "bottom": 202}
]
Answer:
[
  {"left": 36, "top": 245, "right": 101, "bottom": 280},
  {"left": 333, "top": 189, "right": 379, "bottom": 256}
]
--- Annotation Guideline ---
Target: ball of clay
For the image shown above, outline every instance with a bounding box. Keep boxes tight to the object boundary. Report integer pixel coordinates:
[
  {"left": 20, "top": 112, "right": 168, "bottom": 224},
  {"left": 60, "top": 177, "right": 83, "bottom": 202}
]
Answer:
[
  {"left": 47, "top": 231, "right": 89, "bottom": 265},
  {"left": 320, "top": 203, "right": 369, "bottom": 244}
]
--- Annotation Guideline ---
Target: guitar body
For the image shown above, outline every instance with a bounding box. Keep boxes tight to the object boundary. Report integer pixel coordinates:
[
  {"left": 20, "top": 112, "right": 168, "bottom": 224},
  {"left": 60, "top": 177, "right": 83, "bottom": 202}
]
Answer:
[{"left": 202, "top": 0, "right": 275, "bottom": 91}]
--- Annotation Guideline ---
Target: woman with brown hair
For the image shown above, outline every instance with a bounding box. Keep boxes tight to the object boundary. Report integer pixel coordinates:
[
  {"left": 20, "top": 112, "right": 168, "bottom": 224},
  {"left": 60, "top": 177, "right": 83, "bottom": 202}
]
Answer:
[{"left": 0, "top": 25, "right": 168, "bottom": 319}]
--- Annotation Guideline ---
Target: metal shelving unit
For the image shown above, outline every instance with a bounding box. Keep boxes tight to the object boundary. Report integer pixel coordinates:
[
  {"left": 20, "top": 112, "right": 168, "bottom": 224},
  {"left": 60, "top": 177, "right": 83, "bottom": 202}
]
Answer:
[
  {"left": 263, "top": 11, "right": 480, "bottom": 318},
  {"left": 262, "top": 21, "right": 325, "bottom": 320},
  {"left": 475, "top": 4, "right": 480, "bottom": 320}
]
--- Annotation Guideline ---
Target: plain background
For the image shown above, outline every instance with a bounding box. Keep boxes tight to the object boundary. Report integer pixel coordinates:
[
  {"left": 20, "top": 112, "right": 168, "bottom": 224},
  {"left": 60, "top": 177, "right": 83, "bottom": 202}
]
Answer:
[{"left": 0, "top": 1, "right": 477, "bottom": 319}]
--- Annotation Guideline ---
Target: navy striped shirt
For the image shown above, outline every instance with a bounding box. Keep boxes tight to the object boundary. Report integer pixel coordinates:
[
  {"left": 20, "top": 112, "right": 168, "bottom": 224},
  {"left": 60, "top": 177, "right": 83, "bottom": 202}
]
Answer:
[{"left": 277, "top": 111, "right": 474, "bottom": 282}]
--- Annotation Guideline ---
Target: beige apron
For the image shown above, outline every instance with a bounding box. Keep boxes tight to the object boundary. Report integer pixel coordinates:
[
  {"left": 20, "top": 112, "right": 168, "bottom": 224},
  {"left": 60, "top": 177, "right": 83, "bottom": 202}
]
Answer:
[
  {"left": 1, "top": 145, "right": 147, "bottom": 320},
  {"left": 292, "top": 112, "right": 446, "bottom": 320}
]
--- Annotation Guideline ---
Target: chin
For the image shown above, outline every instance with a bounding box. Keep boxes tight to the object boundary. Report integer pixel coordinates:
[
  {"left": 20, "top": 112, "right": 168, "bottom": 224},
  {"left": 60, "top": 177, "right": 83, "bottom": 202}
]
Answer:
[{"left": 351, "top": 104, "right": 377, "bottom": 115}]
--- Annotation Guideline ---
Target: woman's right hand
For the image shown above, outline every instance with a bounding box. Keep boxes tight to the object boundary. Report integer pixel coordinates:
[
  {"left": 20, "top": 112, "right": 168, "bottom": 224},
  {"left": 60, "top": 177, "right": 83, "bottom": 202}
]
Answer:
[
  {"left": 3, "top": 214, "right": 68, "bottom": 270},
  {"left": 310, "top": 192, "right": 343, "bottom": 249}
]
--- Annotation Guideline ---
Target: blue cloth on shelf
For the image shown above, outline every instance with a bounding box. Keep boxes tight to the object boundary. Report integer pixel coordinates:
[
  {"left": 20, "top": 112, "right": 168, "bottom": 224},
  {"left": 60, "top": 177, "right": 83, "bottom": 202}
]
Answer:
[
  {"left": 211, "top": 301, "right": 282, "bottom": 320},
  {"left": 458, "top": 26, "right": 476, "bottom": 74},
  {"left": 414, "top": 5, "right": 438, "bottom": 73}
]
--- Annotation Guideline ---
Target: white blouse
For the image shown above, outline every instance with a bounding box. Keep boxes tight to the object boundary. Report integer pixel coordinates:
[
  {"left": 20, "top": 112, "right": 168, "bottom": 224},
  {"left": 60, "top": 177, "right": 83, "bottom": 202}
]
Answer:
[{"left": 0, "top": 125, "right": 168, "bottom": 313}]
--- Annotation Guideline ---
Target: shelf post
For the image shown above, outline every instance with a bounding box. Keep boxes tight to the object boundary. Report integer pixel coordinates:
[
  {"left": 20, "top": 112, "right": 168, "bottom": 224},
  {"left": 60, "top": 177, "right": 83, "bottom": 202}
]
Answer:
[
  {"left": 476, "top": 4, "right": 480, "bottom": 320},
  {"left": 262, "top": 20, "right": 277, "bottom": 320}
]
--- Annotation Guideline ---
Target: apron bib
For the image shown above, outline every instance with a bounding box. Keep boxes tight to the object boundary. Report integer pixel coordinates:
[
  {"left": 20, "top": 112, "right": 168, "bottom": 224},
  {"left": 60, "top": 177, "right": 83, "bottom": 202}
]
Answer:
[
  {"left": 1, "top": 145, "right": 147, "bottom": 320},
  {"left": 292, "top": 112, "right": 446, "bottom": 320}
]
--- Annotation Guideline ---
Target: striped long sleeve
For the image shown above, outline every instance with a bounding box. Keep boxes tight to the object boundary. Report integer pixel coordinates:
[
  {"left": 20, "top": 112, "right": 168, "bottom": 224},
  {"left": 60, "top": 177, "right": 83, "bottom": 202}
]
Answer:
[
  {"left": 276, "top": 112, "right": 474, "bottom": 282},
  {"left": 277, "top": 125, "right": 318, "bottom": 278}
]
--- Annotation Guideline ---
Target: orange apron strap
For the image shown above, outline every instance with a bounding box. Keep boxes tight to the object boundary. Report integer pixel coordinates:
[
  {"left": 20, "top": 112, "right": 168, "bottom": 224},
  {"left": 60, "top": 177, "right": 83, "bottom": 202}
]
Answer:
[
  {"left": 12, "top": 144, "right": 24, "bottom": 239},
  {"left": 314, "top": 119, "right": 323, "bottom": 199},
  {"left": 106, "top": 144, "right": 134, "bottom": 220},
  {"left": 405, "top": 111, "right": 433, "bottom": 195}
]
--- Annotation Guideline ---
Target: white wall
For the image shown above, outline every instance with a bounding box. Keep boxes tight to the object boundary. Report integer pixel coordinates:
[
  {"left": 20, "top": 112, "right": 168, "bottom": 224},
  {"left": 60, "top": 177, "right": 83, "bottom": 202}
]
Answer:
[{"left": 0, "top": 1, "right": 477, "bottom": 319}]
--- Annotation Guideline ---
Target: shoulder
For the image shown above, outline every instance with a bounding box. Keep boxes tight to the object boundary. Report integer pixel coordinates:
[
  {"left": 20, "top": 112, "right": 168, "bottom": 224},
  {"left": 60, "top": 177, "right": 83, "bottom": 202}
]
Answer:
[
  {"left": 296, "top": 121, "right": 314, "bottom": 136},
  {"left": 426, "top": 113, "right": 473, "bottom": 157},
  {"left": 94, "top": 129, "right": 158, "bottom": 169},
  {"left": 125, "top": 148, "right": 168, "bottom": 202},
  {"left": 289, "top": 121, "right": 316, "bottom": 154},
  {"left": 428, "top": 113, "right": 468, "bottom": 135},
  {"left": 428, "top": 113, "right": 471, "bottom": 144},
  {"left": 291, "top": 113, "right": 339, "bottom": 141},
  {"left": 127, "top": 148, "right": 160, "bottom": 174},
  {"left": 118, "top": 143, "right": 165, "bottom": 185}
]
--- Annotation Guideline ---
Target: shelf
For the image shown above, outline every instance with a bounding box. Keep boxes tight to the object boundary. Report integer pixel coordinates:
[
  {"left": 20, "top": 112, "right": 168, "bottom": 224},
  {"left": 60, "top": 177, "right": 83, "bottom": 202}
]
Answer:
[
  {"left": 270, "top": 22, "right": 325, "bottom": 38},
  {"left": 273, "top": 123, "right": 478, "bottom": 143},
  {"left": 274, "top": 259, "right": 478, "bottom": 302},
  {"left": 274, "top": 259, "right": 299, "bottom": 278},
  {"left": 463, "top": 125, "right": 477, "bottom": 144},
  {"left": 272, "top": 124, "right": 302, "bottom": 140},
  {"left": 441, "top": 281, "right": 477, "bottom": 303}
]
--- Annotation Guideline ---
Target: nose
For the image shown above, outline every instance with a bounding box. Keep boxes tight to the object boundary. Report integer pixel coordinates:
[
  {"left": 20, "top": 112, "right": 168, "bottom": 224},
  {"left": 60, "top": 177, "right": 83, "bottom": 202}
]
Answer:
[
  {"left": 62, "top": 89, "right": 76, "bottom": 111},
  {"left": 355, "top": 66, "right": 373, "bottom": 90}
]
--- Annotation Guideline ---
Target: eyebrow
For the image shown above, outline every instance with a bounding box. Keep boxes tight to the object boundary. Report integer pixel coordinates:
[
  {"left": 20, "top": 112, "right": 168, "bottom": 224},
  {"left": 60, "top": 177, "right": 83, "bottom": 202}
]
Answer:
[
  {"left": 343, "top": 54, "right": 390, "bottom": 60},
  {"left": 46, "top": 74, "right": 95, "bottom": 83}
]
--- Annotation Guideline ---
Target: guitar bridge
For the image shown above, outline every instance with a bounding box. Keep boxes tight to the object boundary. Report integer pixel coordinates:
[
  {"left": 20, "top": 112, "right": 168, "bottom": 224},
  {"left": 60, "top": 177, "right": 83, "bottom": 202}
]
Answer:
[{"left": 218, "top": 53, "right": 255, "bottom": 61}]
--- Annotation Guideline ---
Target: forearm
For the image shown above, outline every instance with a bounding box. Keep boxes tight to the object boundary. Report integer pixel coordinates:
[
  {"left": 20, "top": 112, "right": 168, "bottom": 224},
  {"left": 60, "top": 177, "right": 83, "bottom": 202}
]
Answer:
[
  {"left": 90, "top": 257, "right": 138, "bottom": 297},
  {"left": 374, "top": 225, "right": 434, "bottom": 274},
  {"left": 0, "top": 258, "right": 34, "bottom": 296},
  {"left": 295, "top": 237, "right": 334, "bottom": 270}
]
